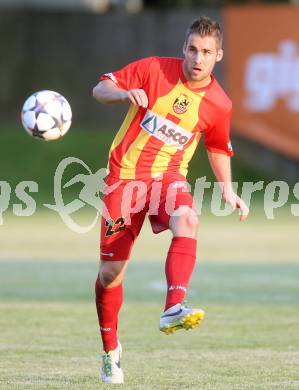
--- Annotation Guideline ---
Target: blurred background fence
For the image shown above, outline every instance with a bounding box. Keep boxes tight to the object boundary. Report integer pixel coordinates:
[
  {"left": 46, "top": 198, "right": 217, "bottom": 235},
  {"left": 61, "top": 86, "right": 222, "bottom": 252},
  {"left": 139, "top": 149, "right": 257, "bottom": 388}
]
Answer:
[{"left": 0, "top": 7, "right": 222, "bottom": 129}]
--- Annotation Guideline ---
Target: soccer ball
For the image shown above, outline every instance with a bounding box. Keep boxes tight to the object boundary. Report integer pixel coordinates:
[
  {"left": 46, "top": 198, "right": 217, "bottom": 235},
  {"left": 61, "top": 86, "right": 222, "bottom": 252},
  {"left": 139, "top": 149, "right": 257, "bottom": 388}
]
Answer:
[{"left": 21, "top": 90, "right": 72, "bottom": 140}]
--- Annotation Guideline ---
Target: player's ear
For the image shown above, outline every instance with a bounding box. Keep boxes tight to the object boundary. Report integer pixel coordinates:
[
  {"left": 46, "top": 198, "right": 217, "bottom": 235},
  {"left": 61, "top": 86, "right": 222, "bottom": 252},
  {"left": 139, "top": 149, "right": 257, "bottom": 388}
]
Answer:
[
  {"left": 216, "top": 49, "right": 223, "bottom": 62},
  {"left": 182, "top": 41, "right": 187, "bottom": 56}
]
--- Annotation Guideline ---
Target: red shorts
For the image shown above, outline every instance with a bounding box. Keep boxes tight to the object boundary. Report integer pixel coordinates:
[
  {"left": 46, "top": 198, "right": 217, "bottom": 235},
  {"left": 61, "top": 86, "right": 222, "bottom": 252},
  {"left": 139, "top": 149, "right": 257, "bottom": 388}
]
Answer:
[{"left": 100, "top": 173, "right": 194, "bottom": 261}]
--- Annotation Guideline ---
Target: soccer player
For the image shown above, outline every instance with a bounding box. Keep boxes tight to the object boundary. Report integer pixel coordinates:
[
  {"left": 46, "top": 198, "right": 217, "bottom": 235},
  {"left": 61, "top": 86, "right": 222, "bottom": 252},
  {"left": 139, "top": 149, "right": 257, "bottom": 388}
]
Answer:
[{"left": 93, "top": 16, "right": 249, "bottom": 384}]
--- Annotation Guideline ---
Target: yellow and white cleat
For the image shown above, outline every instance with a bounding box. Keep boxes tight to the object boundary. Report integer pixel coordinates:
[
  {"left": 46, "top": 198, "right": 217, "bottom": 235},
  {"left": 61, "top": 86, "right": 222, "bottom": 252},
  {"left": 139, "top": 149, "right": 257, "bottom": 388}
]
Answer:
[{"left": 159, "top": 303, "right": 205, "bottom": 335}]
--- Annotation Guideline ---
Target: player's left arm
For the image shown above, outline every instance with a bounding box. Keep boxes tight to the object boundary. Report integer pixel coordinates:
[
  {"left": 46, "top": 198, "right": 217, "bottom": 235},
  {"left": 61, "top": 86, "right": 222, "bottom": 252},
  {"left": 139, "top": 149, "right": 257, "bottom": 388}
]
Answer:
[
  {"left": 207, "top": 152, "right": 249, "bottom": 221},
  {"left": 204, "top": 103, "right": 249, "bottom": 221}
]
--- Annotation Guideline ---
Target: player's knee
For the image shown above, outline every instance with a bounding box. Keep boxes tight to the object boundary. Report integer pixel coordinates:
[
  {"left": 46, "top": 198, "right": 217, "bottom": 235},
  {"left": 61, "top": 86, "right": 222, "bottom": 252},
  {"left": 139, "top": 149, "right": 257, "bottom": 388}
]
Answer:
[
  {"left": 100, "top": 266, "right": 120, "bottom": 286},
  {"left": 179, "top": 213, "right": 199, "bottom": 235},
  {"left": 99, "top": 261, "right": 127, "bottom": 287},
  {"left": 186, "top": 213, "right": 199, "bottom": 231},
  {"left": 100, "top": 269, "right": 116, "bottom": 286},
  {"left": 170, "top": 208, "right": 199, "bottom": 237},
  {"left": 179, "top": 207, "right": 198, "bottom": 228}
]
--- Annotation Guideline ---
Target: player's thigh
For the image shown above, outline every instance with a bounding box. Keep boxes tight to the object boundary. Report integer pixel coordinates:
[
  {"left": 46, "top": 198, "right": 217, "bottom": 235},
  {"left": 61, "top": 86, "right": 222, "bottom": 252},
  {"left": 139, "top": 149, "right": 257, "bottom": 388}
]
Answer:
[
  {"left": 100, "top": 180, "right": 147, "bottom": 261},
  {"left": 100, "top": 217, "right": 138, "bottom": 261},
  {"left": 149, "top": 179, "right": 197, "bottom": 236},
  {"left": 100, "top": 207, "right": 147, "bottom": 262}
]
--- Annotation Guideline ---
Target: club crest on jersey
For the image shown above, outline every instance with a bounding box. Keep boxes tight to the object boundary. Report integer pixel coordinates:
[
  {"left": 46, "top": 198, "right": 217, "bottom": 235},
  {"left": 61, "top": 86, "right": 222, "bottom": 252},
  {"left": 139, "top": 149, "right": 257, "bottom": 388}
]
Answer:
[
  {"left": 173, "top": 94, "right": 193, "bottom": 114},
  {"left": 141, "top": 109, "right": 193, "bottom": 150}
]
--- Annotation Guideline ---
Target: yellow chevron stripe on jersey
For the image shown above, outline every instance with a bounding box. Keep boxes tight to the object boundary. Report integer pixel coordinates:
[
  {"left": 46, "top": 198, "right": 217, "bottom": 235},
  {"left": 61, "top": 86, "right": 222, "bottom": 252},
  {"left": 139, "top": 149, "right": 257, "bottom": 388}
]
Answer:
[
  {"left": 173, "top": 86, "right": 205, "bottom": 131},
  {"left": 108, "top": 104, "right": 139, "bottom": 159},
  {"left": 119, "top": 129, "right": 151, "bottom": 179},
  {"left": 148, "top": 80, "right": 205, "bottom": 177},
  {"left": 115, "top": 79, "right": 206, "bottom": 179},
  {"left": 151, "top": 144, "right": 178, "bottom": 177},
  {"left": 152, "top": 80, "right": 206, "bottom": 132},
  {"left": 179, "top": 133, "right": 201, "bottom": 177}
]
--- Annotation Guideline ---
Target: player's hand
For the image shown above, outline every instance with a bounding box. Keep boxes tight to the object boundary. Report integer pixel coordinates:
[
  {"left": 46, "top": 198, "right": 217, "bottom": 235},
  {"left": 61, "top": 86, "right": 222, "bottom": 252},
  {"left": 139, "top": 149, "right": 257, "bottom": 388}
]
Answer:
[
  {"left": 222, "top": 189, "right": 249, "bottom": 221},
  {"left": 124, "top": 89, "right": 148, "bottom": 108}
]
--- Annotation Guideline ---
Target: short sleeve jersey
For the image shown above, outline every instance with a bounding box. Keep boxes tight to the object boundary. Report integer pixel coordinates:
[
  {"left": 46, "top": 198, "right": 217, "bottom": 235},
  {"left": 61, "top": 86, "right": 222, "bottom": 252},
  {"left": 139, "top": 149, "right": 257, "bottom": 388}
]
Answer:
[{"left": 100, "top": 56, "right": 233, "bottom": 180}]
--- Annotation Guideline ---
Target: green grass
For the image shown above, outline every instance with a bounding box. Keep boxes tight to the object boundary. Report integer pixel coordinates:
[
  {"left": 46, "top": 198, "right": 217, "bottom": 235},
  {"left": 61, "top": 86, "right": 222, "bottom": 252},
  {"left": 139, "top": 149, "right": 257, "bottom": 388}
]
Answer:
[
  {"left": 0, "top": 260, "right": 299, "bottom": 389},
  {"left": 1, "top": 209, "right": 299, "bottom": 389},
  {"left": 0, "top": 129, "right": 112, "bottom": 203}
]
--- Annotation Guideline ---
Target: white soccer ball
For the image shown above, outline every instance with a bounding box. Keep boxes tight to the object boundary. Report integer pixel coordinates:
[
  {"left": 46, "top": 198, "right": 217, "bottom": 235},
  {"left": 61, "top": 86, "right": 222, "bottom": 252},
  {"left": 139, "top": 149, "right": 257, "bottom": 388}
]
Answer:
[{"left": 21, "top": 90, "right": 72, "bottom": 141}]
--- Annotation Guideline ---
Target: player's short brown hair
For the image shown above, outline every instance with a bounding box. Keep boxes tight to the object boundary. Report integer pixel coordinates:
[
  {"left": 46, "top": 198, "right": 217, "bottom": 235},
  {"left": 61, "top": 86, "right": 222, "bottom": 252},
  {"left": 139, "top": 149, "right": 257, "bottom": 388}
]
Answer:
[{"left": 185, "top": 16, "right": 223, "bottom": 49}]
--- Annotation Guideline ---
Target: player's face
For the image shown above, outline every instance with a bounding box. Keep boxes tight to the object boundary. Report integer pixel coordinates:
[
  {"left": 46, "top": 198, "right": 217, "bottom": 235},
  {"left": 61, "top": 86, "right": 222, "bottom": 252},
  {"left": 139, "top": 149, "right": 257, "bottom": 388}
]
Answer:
[{"left": 182, "top": 33, "right": 223, "bottom": 88}]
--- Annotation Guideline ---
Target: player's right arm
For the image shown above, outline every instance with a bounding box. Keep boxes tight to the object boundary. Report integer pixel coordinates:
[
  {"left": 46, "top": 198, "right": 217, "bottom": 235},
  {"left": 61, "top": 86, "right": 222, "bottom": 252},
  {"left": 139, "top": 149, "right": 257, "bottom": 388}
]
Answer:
[
  {"left": 93, "top": 57, "right": 154, "bottom": 107},
  {"left": 93, "top": 79, "right": 148, "bottom": 108}
]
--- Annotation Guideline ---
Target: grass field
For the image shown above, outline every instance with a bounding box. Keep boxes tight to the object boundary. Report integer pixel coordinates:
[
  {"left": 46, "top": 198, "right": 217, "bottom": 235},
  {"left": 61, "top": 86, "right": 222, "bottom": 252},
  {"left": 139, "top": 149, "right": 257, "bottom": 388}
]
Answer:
[{"left": 1, "top": 211, "right": 299, "bottom": 389}]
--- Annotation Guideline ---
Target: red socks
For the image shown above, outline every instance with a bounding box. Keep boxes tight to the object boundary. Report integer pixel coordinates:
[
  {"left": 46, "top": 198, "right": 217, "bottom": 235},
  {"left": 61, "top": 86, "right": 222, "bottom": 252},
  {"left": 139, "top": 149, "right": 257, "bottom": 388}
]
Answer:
[
  {"left": 164, "top": 237, "right": 197, "bottom": 311},
  {"left": 95, "top": 277, "right": 123, "bottom": 352},
  {"left": 95, "top": 237, "right": 196, "bottom": 350}
]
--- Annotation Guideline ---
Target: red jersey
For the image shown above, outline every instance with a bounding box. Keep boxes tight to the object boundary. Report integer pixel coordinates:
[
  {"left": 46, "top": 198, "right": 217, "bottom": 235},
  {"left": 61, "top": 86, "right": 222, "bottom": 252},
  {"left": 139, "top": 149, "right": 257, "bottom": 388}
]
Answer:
[{"left": 100, "top": 56, "right": 233, "bottom": 180}]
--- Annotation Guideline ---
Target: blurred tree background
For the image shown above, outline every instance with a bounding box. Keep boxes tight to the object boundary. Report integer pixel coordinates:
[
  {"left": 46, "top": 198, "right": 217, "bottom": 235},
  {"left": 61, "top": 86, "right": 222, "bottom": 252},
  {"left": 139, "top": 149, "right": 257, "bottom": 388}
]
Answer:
[{"left": 144, "top": 0, "right": 290, "bottom": 6}]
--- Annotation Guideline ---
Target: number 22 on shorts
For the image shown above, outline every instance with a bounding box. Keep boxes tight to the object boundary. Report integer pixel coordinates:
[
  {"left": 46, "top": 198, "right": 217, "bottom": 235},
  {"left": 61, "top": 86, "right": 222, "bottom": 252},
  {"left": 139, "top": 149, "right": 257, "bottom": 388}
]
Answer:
[{"left": 105, "top": 217, "right": 125, "bottom": 237}]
